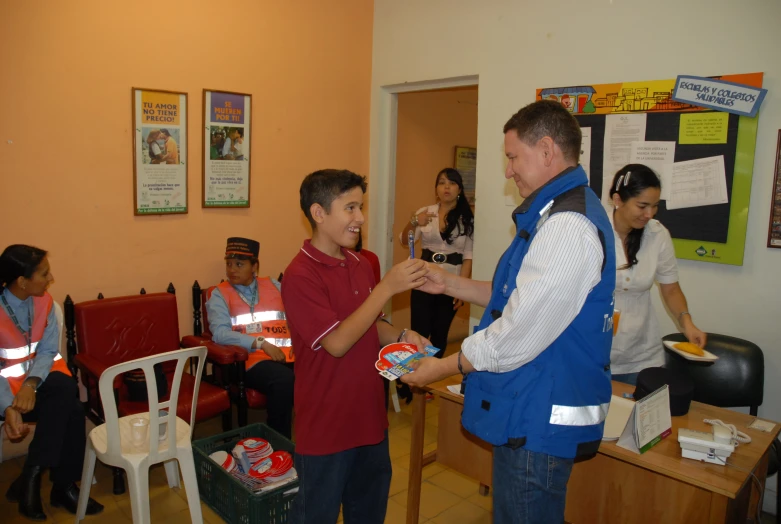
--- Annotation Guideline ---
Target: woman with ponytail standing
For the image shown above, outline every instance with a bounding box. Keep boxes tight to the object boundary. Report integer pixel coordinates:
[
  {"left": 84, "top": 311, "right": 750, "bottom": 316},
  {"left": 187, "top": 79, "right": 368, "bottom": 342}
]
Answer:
[
  {"left": 0, "top": 245, "right": 103, "bottom": 520},
  {"left": 609, "top": 165, "right": 707, "bottom": 385}
]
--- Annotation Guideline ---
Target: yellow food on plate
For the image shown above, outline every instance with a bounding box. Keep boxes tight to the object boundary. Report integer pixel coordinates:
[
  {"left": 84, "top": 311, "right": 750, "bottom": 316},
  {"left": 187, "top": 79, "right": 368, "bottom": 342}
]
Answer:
[{"left": 675, "top": 341, "right": 704, "bottom": 356}]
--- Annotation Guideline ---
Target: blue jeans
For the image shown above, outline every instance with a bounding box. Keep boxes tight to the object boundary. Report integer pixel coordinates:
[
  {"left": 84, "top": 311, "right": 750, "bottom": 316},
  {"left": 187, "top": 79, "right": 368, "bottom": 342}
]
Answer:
[
  {"left": 493, "top": 445, "right": 574, "bottom": 524},
  {"left": 291, "top": 435, "right": 391, "bottom": 524},
  {"left": 612, "top": 372, "right": 640, "bottom": 386}
]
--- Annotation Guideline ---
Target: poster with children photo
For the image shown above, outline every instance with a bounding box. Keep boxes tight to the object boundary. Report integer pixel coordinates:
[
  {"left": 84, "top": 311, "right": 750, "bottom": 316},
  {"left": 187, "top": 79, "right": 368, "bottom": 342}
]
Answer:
[
  {"left": 203, "top": 89, "right": 252, "bottom": 208},
  {"left": 132, "top": 87, "right": 188, "bottom": 215}
]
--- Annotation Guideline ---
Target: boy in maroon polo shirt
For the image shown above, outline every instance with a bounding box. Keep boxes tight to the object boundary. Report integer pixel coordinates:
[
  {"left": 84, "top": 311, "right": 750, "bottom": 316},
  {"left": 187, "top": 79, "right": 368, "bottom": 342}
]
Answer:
[{"left": 282, "top": 169, "right": 431, "bottom": 524}]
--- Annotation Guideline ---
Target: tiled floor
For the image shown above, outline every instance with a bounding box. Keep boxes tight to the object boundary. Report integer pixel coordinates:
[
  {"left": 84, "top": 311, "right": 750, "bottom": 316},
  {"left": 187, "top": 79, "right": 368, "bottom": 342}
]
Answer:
[{"left": 0, "top": 338, "right": 775, "bottom": 523}]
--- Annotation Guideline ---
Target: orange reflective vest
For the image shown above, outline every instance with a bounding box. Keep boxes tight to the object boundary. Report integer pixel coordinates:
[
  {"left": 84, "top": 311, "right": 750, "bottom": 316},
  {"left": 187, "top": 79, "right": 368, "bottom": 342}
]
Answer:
[
  {"left": 0, "top": 292, "right": 71, "bottom": 394},
  {"left": 213, "top": 278, "right": 294, "bottom": 368}
]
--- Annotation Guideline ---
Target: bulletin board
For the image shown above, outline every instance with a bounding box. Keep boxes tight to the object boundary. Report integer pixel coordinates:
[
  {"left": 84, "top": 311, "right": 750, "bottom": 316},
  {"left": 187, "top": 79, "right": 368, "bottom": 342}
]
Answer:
[{"left": 537, "top": 72, "right": 763, "bottom": 266}]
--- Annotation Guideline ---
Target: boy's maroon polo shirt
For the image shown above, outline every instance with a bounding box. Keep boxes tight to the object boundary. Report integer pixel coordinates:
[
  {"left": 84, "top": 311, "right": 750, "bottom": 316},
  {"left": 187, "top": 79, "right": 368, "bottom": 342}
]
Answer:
[{"left": 282, "top": 240, "right": 388, "bottom": 455}]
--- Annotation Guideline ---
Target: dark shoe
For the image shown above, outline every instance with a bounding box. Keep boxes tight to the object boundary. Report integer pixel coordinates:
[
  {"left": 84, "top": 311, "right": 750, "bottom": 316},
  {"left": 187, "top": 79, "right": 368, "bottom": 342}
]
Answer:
[
  {"left": 50, "top": 483, "right": 104, "bottom": 516},
  {"left": 18, "top": 465, "right": 46, "bottom": 521}
]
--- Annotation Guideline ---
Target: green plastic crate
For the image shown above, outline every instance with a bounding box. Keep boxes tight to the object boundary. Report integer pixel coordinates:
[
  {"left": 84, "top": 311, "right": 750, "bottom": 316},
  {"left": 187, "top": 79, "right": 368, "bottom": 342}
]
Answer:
[{"left": 193, "top": 423, "right": 298, "bottom": 524}]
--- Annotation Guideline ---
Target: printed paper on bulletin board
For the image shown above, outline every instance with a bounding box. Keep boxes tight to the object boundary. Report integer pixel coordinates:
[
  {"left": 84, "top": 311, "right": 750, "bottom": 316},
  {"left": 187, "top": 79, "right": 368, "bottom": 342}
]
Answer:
[{"left": 537, "top": 73, "right": 763, "bottom": 266}]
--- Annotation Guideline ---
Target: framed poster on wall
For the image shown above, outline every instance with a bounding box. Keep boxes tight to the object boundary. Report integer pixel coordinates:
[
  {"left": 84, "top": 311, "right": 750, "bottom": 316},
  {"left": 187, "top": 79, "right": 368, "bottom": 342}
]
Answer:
[
  {"left": 132, "top": 87, "right": 188, "bottom": 215},
  {"left": 203, "top": 89, "right": 252, "bottom": 207},
  {"left": 768, "top": 130, "right": 781, "bottom": 248},
  {"left": 454, "top": 146, "right": 476, "bottom": 205}
]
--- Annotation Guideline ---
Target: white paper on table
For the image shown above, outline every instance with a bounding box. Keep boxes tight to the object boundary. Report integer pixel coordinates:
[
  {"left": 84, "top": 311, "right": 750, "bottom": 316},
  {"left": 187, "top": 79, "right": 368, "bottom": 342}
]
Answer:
[
  {"left": 580, "top": 127, "right": 591, "bottom": 182},
  {"left": 664, "top": 155, "right": 728, "bottom": 210},
  {"left": 629, "top": 141, "right": 676, "bottom": 200},
  {"left": 602, "top": 114, "right": 647, "bottom": 206},
  {"left": 446, "top": 384, "right": 464, "bottom": 397}
]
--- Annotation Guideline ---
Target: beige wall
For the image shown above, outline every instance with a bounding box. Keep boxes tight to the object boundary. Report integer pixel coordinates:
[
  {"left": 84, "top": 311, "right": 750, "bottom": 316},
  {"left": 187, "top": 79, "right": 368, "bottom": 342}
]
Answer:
[
  {"left": 0, "top": 1, "right": 373, "bottom": 336},
  {"left": 391, "top": 87, "right": 478, "bottom": 342},
  {"left": 368, "top": 0, "right": 781, "bottom": 508}
]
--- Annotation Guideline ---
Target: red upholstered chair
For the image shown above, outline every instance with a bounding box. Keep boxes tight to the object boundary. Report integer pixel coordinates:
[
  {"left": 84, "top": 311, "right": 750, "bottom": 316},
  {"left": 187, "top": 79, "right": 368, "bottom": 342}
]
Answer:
[
  {"left": 69, "top": 291, "right": 232, "bottom": 494},
  {"left": 180, "top": 281, "right": 268, "bottom": 427}
]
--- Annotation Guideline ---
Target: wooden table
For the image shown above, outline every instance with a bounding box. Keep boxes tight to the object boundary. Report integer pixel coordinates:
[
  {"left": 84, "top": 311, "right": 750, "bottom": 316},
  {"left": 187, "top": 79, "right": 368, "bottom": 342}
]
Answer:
[{"left": 406, "top": 377, "right": 780, "bottom": 524}]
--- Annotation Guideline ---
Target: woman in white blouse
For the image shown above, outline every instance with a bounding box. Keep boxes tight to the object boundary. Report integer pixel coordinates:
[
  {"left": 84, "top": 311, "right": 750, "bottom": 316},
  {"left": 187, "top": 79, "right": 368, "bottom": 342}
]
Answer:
[
  {"left": 399, "top": 168, "right": 474, "bottom": 353},
  {"left": 609, "top": 164, "right": 707, "bottom": 385}
]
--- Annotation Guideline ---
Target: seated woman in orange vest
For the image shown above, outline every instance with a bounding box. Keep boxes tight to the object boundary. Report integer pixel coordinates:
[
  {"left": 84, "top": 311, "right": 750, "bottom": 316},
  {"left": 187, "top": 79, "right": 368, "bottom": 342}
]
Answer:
[
  {"left": 205, "top": 237, "right": 295, "bottom": 438},
  {"left": 0, "top": 245, "right": 103, "bottom": 521}
]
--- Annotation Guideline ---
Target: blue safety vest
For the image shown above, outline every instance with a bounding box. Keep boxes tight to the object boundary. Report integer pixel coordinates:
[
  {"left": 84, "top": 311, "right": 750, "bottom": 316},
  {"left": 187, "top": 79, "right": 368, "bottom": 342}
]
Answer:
[{"left": 461, "top": 166, "right": 616, "bottom": 458}]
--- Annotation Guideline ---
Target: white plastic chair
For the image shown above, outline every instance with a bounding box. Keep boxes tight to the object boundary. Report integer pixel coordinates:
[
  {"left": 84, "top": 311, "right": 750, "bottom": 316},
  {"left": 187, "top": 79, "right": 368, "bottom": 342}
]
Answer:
[{"left": 74, "top": 347, "right": 207, "bottom": 524}]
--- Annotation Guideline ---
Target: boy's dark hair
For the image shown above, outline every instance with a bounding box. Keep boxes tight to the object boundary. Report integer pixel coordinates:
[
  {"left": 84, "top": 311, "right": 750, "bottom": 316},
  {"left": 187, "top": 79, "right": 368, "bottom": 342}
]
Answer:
[
  {"left": 503, "top": 100, "right": 581, "bottom": 164},
  {"left": 299, "top": 169, "right": 367, "bottom": 228}
]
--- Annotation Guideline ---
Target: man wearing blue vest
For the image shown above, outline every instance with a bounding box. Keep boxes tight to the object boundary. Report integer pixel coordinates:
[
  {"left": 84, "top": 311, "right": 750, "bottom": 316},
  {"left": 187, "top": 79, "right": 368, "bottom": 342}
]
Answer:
[{"left": 402, "top": 100, "right": 616, "bottom": 523}]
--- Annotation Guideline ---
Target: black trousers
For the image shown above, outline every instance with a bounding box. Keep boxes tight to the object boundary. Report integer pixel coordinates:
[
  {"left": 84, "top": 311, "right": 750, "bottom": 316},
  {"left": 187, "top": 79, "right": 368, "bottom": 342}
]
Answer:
[
  {"left": 410, "top": 289, "right": 459, "bottom": 357},
  {"left": 245, "top": 360, "right": 294, "bottom": 439},
  {"left": 12, "top": 372, "right": 85, "bottom": 485}
]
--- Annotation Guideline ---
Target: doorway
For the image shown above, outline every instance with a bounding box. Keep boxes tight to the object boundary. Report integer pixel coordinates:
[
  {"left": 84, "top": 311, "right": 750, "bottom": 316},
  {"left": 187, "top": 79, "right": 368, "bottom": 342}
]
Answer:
[{"left": 390, "top": 85, "right": 479, "bottom": 350}]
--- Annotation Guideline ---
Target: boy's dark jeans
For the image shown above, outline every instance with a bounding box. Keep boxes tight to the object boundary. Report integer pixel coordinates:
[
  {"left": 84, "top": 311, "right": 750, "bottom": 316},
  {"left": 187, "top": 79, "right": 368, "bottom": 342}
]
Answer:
[{"left": 291, "top": 433, "right": 391, "bottom": 524}]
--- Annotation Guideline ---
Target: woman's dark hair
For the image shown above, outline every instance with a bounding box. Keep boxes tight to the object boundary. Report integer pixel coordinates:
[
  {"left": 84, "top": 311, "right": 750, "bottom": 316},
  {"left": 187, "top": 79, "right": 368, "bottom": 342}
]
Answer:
[
  {"left": 436, "top": 168, "right": 474, "bottom": 244},
  {"left": 609, "top": 164, "right": 661, "bottom": 269},
  {"left": 0, "top": 244, "right": 48, "bottom": 288}
]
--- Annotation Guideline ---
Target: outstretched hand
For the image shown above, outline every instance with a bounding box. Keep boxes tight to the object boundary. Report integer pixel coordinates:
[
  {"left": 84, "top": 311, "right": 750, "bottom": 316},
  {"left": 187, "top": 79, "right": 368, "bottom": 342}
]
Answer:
[
  {"left": 400, "top": 329, "right": 432, "bottom": 352},
  {"left": 381, "top": 259, "right": 428, "bottom": 295},
  {"left": 400, "top": 357, "right": 446, "bottom": 388},
  {"left": 417, "top": 263, "right": 447, "bottom": 295}
]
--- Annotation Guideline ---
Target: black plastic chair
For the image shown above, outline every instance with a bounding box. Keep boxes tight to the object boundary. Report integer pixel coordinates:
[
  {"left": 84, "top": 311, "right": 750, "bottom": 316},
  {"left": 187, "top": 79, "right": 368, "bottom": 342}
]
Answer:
[
  {"left": 664, "top": 332, "right": 778, "bottom": 521},
  {"left": 663, "top": 333, "right": 763, "bottom": 414}
]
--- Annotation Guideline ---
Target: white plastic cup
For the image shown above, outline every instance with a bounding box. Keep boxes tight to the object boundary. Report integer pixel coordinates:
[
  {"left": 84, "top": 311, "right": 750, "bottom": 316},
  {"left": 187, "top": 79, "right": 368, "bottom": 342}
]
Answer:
[{"left": 130, "top": 417, "right": 149, "bottom": 447}]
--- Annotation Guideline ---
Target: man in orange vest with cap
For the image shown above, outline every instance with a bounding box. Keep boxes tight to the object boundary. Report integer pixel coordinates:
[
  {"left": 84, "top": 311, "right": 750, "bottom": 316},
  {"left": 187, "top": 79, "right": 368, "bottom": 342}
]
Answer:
[{"left": 205, "top": 237, "right": 295, "bottom": 437}]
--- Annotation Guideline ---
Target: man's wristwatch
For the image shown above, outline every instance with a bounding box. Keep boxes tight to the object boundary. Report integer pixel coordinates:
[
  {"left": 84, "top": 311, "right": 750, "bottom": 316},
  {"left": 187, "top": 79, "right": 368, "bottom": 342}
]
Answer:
[
  {"left": 397, "top": 329, "right": 408, "bottom": 343},
  {"left": 255, "top": 336, "right": 266, "bottom": 348}
]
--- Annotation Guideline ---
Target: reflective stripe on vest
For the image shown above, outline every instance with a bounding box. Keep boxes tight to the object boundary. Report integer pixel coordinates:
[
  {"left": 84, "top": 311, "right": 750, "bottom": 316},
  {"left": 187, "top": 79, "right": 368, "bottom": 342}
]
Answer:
[
  {"left": 0, "top": 341, "right": 39, "bottom": 359},
  {"left": 231, "top": 310, "right": 287, "bottom": 326},
  {"left": 217, "top": 278, "right": 294, "bottom": 366},
  {"left": 0, "top": 353, "right": 65, "bottom": 379},
  {"left": 549, "top": 402, "right": 610, "bottom": 427}
]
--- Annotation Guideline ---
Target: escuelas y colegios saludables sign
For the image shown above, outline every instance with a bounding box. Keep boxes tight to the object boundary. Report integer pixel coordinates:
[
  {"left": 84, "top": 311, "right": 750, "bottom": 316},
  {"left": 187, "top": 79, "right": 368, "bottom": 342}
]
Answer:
[{"left": 672, "top": 75, "right": 767, "bottom": 117}]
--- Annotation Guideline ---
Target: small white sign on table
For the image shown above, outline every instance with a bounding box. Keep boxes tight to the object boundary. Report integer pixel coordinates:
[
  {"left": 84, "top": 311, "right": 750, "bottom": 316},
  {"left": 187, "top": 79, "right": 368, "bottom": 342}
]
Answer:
[{"left": 616, "top": 385, "right": 672, "bottom": 454}]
